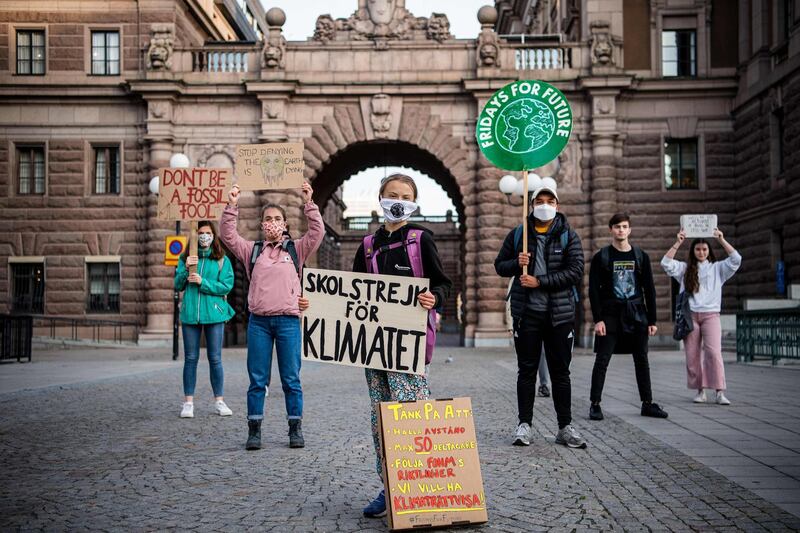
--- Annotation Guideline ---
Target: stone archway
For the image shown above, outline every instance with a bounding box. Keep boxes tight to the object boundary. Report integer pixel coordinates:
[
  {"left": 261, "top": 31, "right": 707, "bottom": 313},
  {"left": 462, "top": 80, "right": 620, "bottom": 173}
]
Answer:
[{"left": 298, "top": 103, "right": 479, "bottom": 343}]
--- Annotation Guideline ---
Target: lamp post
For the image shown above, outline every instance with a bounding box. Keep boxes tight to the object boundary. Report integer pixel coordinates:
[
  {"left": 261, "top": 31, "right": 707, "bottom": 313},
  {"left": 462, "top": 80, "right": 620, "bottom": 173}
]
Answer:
[{"left": 149, "top": 153, "right": 190, "bottom": 360}]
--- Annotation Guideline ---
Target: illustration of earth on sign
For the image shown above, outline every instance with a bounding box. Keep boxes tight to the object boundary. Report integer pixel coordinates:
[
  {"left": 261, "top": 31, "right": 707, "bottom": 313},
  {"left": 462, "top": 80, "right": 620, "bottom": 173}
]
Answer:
[{"left": 495, "top": 99, "right": 556, "bottom": 154}]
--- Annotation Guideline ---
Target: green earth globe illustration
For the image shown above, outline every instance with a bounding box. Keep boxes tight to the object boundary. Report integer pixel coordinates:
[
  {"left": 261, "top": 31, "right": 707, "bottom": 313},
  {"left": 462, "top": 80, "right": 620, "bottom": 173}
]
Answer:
[{"left": 495, "top": 98, "right": 556, "bottom": 154}]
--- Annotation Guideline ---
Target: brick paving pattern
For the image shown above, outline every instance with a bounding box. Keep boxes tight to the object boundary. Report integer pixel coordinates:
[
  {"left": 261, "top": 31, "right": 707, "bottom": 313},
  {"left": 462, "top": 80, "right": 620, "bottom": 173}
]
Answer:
[{"left": 1, "top": 347, "right": 799, "bottom": 531}]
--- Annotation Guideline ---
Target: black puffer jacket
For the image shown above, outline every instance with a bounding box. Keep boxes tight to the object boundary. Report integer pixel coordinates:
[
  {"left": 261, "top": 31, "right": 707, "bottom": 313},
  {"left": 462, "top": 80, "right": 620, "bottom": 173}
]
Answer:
[{"left": 494, "top": 212, "right": 584, "bottom": 326}]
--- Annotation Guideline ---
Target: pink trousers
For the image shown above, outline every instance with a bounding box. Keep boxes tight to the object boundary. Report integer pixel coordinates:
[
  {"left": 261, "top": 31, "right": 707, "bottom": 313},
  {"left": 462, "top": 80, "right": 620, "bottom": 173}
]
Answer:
[{"left": 684, "top": 312, "right": 726, "bottom": 391}]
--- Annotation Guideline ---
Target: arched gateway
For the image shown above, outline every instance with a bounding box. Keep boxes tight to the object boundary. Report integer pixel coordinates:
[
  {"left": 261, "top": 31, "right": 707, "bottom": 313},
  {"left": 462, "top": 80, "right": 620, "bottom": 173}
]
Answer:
[{"left": 134, "top": 1, "right": 595, "bottom": 347}]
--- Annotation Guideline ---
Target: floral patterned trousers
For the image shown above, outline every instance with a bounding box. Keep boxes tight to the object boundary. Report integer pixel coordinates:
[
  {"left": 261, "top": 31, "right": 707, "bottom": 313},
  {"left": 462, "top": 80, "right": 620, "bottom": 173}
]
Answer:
[{"left": 365, "top": 368, "right": 430, "bottom": 479}]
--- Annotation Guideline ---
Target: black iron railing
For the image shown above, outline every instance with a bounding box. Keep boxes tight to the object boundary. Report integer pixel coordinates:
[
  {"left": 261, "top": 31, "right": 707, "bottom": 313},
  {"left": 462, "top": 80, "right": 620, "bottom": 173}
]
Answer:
[
  {"left": 0, "top": 315, "right": 32, "bottom": 362},
  {"left": 736, "top": 309, "right": 800, "bottom": 365},
  {"left": 343, "top": 215, "right": 452, "bottom": 231},
  {"left": 32, "top": 316, "right": 139, "bottom": 345}
]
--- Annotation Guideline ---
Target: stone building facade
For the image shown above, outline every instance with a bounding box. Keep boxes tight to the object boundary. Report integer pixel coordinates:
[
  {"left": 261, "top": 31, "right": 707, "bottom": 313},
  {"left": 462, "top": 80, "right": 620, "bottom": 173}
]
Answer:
[{"left": 1, "top": 0, "right": 797, "bottom": 347}]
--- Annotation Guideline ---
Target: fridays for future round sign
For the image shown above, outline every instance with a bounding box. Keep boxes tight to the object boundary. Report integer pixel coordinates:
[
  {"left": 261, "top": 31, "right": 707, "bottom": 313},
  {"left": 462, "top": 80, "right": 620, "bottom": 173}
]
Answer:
[{"left": 477, "top": 80, "right": 573, "bottom": 171}]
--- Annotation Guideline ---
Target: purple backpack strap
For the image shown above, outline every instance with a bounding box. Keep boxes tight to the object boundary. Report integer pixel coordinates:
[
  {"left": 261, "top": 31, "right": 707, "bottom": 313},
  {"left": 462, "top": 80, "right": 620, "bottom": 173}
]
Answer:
[
  {"left": 364, "top": 229, "right": 437, "bottom": 365},
  {"left": 404, "top": 230, "right": 424, "bottom": 278},
  {"left": 403, "top": 230, "right": 437, "bottom": 366},
  {"left": 362, "top": 235, "right": 375, "bottom": 274}
]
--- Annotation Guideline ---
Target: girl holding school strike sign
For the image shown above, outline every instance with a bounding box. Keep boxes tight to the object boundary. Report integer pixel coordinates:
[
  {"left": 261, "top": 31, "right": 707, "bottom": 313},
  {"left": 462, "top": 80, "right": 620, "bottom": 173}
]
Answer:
[
  {"left": 221, "top": 181, "right": 324, "bottom": 450},
  {"left": 351, "top": 174, "right": 452, "bottom": 518}
]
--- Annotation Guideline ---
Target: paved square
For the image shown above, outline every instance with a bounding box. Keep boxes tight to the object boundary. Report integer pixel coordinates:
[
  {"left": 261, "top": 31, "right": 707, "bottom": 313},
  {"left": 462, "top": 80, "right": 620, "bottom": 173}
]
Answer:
[{"left": 1, "top": 346, "right": 798, "bottom": 531}]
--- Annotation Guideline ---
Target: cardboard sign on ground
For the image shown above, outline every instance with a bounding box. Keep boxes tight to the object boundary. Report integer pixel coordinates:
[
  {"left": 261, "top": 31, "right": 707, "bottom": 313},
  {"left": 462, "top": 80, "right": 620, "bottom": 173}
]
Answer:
[
  {"left": 157, "top": 167, "right": 232, "bottom": 221},
  {"left": 301, "top": 268, "right": 429, "bottom": 376},
  {"left": 234, "top": 142, "right": 304, "bottom": 190},
  {"left": 379, "top": 397, "right": 488, "bottom": 530},
  {"left": 681, "top": 214, "right": 718, "bottom": 238}
]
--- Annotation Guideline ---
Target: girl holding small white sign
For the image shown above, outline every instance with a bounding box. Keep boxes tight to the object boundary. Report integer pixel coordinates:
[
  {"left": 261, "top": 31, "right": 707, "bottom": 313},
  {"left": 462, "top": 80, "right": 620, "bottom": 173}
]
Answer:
[
  {"left": 352, "top": 174, "right": 452, "bottom": 519},
  {"left": 661, "top": 228, "right": 741, "bottom": 405}
]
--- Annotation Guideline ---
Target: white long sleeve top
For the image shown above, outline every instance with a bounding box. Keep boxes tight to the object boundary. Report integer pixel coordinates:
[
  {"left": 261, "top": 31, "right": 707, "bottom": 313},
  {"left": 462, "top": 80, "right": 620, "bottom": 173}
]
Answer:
[{"left": 661, "top": 251, "right": 742, "bottom": 313}]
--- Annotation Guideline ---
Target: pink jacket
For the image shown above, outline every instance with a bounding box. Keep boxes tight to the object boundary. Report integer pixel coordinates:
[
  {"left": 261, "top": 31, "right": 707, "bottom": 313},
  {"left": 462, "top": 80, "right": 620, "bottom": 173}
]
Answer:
[{"left": 220, "top": 202, "right": 324, "bottom": 317}]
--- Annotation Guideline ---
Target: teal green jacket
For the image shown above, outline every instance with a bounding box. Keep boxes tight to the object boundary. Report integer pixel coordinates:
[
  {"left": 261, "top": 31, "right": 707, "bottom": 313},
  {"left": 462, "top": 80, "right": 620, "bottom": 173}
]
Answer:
[{"left": 174, "top": 248, "right": 236, "bottom": 325}]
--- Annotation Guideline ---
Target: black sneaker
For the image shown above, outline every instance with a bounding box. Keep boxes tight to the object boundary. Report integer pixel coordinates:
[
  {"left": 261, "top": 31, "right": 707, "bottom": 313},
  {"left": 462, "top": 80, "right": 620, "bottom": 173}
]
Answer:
[
  {"left": 537, "top": 384, "right": 550, "bottom": 397},
  {"left": 589, "top": 404, "right": 604, "bottom": 421},
  {"left": 641, "top": 402, "right": 669, "bottom": 418}
]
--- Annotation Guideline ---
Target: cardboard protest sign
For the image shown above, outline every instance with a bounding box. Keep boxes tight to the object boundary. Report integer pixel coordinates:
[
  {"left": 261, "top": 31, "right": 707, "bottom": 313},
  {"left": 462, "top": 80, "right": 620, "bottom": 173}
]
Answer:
[
  {"left": 379, "top": 397, "right": 488, "bottom": 530},
  {"left": 302, "top": 268, "right": 429, "bottom": 376},
  {"left": 476, "top": 80, "right": 572, "bottom": 171},
  {"left": 157, "top": 167, "right": 232, "bottom": 221},
  {"left": 681, "top": 214, "right": 718, "bottom": 238},
  {"left": 234, "top": 142, "right": 304, "bottom": 190}
]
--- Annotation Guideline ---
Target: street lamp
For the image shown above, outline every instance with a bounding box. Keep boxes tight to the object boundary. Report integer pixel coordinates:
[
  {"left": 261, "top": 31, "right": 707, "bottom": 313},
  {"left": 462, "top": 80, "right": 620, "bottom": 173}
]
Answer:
[
  {"left": 498, "top": 175, "right": 517, "bottom": 195},
  {"left": 499, "top": 173, "right": 544, "bottom": 201},
  {"left": 149, "top": 153, "right": 190, "bottom": 360}
]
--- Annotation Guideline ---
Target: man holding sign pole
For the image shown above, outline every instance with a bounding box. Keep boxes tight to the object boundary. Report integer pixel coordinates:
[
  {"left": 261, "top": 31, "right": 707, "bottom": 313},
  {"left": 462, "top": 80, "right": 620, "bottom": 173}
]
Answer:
[
  {"left": 495, "top": 180, "right": 587, "bottom": 449},
  {"left": 220, "top": 181, "right": 323, "bottom": 450}
]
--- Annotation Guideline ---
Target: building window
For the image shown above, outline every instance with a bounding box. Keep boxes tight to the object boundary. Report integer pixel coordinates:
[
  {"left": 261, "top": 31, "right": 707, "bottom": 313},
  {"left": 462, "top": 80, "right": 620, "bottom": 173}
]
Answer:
[
  {"left": 16, "top": 30, "right": 46, "bottom": 75},
  {"left": 664, "top": 138, "right": 698, "bottom": 190},
  {"left": 662, "top": 30, "right": 696, "bottom": 77},
  {"left": 11, "top": 263, "right": 45, "bottom": 314},
  {"left": 17, "top": 145, "right": 46, "bottom": 195},
  {"left": 93, "top": 146, "right": 120, "bottom": 194},
  {"left": 87, "top": 263, "right": 120, "bottom": 313},
  {"left": 91, "top": 31, "right": 120, "bottom": 75}
]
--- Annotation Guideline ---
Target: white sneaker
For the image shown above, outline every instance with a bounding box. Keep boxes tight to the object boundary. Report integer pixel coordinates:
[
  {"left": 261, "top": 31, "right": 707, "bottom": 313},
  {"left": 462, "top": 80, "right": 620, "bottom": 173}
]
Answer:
[
  {"left": 180, "top": 402, "right": 194, "bottom": 418},
  {"left": 215, "top": 400, "right": 233, "bottom": 416},
  {"left": 715, "top": 391, "right": 731, "bottom": 405},
  {"left": 693, "top": 390, "right": 707, "bottom": 403},
  {"left": 513, "top": 422, "right": 532, "bottom": 446}
]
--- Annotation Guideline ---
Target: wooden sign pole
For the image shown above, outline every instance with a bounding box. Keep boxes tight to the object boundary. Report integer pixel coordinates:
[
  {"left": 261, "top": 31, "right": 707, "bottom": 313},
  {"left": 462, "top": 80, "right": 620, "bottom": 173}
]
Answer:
[
  {"left": 188, "top": 220, "right": 198, "bottom": 275},
  {"left": 522, "top": 169, "right": 529, "bottom": 275}
]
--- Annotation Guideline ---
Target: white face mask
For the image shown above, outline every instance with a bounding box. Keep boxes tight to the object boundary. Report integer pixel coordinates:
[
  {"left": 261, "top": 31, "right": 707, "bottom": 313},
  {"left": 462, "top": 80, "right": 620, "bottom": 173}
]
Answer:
[
  {"left": 379, "top": 197, "right": 418, "bottom": 223},
  {"left": 533, "top": 204, "right": 557, "bottom": 221},
  {"left": 198, "top": 233, "right": 214, "bottom": 248}
]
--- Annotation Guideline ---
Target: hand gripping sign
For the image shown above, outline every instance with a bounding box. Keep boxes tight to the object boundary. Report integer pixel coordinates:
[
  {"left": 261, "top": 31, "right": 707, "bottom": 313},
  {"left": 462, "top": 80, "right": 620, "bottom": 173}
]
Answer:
[
  {"left": 157, "top": 167, "right": 232, "bottom": 274},
  {"left": 301, "top": 268, "right": 429, "bottom": 376},
  {"left": 477, "top": 80, "right": 573, "bottom": 274}
]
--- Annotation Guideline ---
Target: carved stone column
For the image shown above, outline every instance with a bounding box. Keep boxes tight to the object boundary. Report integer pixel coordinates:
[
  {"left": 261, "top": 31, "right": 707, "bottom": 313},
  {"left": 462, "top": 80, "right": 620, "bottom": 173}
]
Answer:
[
  {"left": 139, "top": 138, "right": 175, "bottom": 345},
  {"left": 471, "top": 153, "right": 511, "bottom": 347}
]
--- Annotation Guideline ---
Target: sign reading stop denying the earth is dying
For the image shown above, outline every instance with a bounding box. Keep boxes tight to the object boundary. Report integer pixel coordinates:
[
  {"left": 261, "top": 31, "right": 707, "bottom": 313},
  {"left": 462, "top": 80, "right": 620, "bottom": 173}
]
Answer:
[
  {"left": 379, "top": 397, "right": 488, "bottom": 530},
  {"left": 157, "top": 167, "right": 232, "bottom": 221},
  {"left": 476, "top": 80, "right": 573, "bottom": 171},
  {"left": 234, "top": 142, "right": 304, "bottom": 191}
]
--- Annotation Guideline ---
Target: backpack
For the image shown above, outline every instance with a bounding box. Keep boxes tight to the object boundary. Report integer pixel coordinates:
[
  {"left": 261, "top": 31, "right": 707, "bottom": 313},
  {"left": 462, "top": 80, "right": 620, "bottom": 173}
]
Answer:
[
  {"left": 599, "top": 245, "right": 644, "bottom": 274},
  {"left": 512, "top": 224, "right": 580, "bottom": 303},
  {"left": 672, "top": 290, "right": 694, "bottom": 341},
  {"left": 362, "top": 229, "right": 437, "bottom": 365},
  {"left": 248, "top": 238, "right": 300, "bottom": 280}
]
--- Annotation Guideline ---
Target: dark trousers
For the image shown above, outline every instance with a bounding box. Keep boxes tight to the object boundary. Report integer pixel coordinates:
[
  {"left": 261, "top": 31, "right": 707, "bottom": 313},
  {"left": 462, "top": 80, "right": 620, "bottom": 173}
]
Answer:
[
  {"left": 590, "top": 328, "right": 653, "bottom": 404},
  {"left": 513, "top": 310, "right": 574, "bottom": 429}
]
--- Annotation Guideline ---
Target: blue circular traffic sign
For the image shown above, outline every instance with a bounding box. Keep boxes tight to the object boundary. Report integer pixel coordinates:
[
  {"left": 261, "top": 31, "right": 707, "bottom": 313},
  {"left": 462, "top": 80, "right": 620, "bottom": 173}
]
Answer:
[{"left": 168, "top": 240, "right": 184, "bottom": 255}]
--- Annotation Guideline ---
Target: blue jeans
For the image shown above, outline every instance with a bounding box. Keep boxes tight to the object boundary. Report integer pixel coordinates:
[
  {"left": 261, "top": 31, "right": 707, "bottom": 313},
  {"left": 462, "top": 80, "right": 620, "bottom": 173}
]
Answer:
[
  {"left": 246, "top": 314, "right": 303, "bottom": 420},
  {"left": 182, "top": 322, "right": 225, "bottom": 397}
]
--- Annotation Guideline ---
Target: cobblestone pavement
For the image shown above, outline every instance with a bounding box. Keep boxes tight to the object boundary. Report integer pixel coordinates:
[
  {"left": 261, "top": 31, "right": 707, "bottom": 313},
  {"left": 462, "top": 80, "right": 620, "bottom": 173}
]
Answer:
[{"left": 2, "top": 347, "right": 799, "bottom": 532}]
